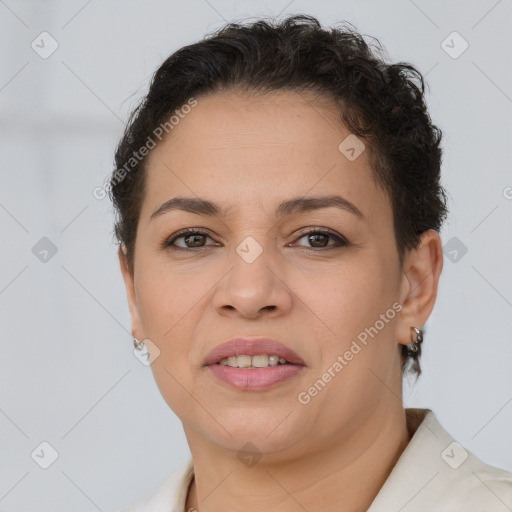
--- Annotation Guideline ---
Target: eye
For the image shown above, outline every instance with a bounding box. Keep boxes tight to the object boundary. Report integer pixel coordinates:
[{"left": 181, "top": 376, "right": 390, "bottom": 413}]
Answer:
[
  {"left": 164, "top": 228, "right": 219, "bottom": 249},
  {"left": 293, "top": 227, "right": 348, "bottom": 251},
  {"left": 163, "top": 227, "right": 349, "bottom": 251}
]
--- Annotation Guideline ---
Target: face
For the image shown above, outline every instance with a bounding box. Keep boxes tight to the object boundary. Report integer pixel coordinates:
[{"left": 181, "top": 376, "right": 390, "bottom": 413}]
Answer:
[{"left": 120, "top": 90, "right": 418, "bottom": 459}]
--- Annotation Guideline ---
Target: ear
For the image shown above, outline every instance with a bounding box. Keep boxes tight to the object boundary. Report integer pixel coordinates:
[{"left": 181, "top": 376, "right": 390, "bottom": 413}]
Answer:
[
  {"left": 396, "top": 229, "right": 444, "bottom": 347},
  {"left": 118, "top": 246, "right": 143, "bottom": 340}
]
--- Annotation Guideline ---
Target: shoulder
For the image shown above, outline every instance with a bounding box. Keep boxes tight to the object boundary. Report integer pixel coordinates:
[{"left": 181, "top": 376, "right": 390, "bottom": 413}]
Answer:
[
  {"left": 115, "top": 457, "right": 194, "bottom": 512},
  {"left": 416, "top": 410, "right": 512, "bottom": 510},
  {"left": 436, "top": 435, "right": 512, "bottom": 510},
  {"left": 369, "top": 408, "right": 512, "bottom": 511},
  {"left": 462, "top": 458, "right": 512, "bottom": 504}
]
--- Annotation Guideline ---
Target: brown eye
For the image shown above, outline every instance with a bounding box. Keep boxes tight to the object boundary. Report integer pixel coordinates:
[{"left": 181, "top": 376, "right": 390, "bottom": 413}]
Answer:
[
  {"left": 294, "top": 228, "right": 348, "bottom": 250},
  {"left": 182, "top": 233, "right": 207, "bottom": 248},
  {"left": 165, "top": 229, "right": 217, "bottom": 249},
  {"left": 307, "top": 233, "right": 329, "bottom": 248}
]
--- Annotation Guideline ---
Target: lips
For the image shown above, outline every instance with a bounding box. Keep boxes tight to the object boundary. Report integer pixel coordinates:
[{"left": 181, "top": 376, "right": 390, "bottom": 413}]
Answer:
[{"left": 203, "top": 337, "right": 305, "bottom": 367}]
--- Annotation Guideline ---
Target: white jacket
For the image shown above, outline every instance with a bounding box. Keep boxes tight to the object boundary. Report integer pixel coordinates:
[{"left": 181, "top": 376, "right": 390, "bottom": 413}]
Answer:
[{"left": 118, "top": 408, "right": 512, "bottom": 511}]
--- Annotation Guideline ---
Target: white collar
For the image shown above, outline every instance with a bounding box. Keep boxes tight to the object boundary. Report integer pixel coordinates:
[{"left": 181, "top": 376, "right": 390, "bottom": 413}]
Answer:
[{"left": 122, "top": 408, "right": 512, "bottom": 511}]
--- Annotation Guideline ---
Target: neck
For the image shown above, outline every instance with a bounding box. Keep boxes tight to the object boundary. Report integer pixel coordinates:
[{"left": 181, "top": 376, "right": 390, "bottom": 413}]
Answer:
[{"left": 184, "top": 403, "right": 410, "bottom": 512}]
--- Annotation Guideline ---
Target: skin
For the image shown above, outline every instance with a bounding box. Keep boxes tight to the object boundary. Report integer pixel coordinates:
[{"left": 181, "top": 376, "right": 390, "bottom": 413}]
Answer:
[{"left": 119, "top": 90, "right": 443, "bottom": 512}]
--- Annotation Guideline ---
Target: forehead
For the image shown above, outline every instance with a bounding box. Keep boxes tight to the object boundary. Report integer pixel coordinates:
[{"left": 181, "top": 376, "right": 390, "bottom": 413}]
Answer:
[
  {"left": 156, "top": 89, "right": 348, "bottom": 156},
  {"left": 142, "top": 90, "right": 391, "bottom": 224}
]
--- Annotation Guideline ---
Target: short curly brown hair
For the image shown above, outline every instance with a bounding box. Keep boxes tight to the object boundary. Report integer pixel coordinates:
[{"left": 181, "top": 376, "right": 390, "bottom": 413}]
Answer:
[{"left": 109, "top": 14, "right": 448, "bottom": 376}]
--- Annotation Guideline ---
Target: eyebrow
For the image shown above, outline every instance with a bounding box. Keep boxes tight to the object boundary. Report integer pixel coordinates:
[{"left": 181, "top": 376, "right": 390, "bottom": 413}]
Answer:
[{"left": 150, "top": 194, "right": 365, "bottom": 221}]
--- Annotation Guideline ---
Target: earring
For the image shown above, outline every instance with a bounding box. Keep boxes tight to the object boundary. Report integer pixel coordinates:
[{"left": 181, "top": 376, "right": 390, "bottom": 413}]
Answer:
[
  {"left": 406, "top": 327, "right": 423, "bottom": 356},
  {"left": 133, "top": 338, "right": 145, "bottom": 351}
]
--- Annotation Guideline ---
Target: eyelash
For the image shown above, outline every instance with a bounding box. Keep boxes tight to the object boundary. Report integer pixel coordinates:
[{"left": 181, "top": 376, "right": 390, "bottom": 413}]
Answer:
[{"left": 163, "top": 227, "right": 349, "bottom": 252}]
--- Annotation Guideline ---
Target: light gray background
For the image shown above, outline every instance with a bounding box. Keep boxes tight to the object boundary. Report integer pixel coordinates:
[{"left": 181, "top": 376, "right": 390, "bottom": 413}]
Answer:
[{"left": 1, "top": 1, "right": 511, "bottom": 511}]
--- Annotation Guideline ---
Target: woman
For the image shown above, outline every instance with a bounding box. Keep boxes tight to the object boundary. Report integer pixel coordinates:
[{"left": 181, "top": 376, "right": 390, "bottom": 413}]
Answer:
[{"left": 110, "top": 14, "right": 512, "bottom": 512}]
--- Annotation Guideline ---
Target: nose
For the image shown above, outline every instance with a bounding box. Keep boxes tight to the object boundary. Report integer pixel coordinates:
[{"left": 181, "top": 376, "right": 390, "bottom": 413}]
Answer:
[{"left": 212, "top": 244, "right": 293, "bottom": 319}]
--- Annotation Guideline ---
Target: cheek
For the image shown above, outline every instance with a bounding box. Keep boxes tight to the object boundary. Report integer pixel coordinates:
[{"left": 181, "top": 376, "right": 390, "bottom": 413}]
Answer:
[
  {"left": 297, "top": 259, "right": 397, "bottom": 366},
  {"left": 296, "top": 262, "right": 386, "bottom": 328},
  {"left": 135, "top": 267, "right": 191, "bottom": 344},
  {"left": 135, "top": 262, "right": 214, "bottom": 369}
]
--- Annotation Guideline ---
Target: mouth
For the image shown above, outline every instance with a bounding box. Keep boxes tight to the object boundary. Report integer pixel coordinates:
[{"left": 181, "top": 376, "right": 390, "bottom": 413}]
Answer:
[
  {"left": 203, "top": 337, "right": 305, "bottom": 367},
  {"left": 216, "top": 354, "right": 293, "bottom": 368},
  {"left": 203, "top": 337, "right": 305, "bottom": 391}
]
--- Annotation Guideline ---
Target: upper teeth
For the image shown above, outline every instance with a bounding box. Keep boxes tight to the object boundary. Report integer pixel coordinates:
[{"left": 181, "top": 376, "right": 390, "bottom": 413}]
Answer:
[{"left": 218, "top": 355, "right": 288, "bottom": 368}]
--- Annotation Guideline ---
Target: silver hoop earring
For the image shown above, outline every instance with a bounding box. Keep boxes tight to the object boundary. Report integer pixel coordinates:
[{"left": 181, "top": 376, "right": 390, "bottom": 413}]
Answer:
[
  {"left": 133, "top": 338, "right": 145, "bottom": 351},
  {"left": 406, "top": 327, "right": 423, "bottom": 356}
]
